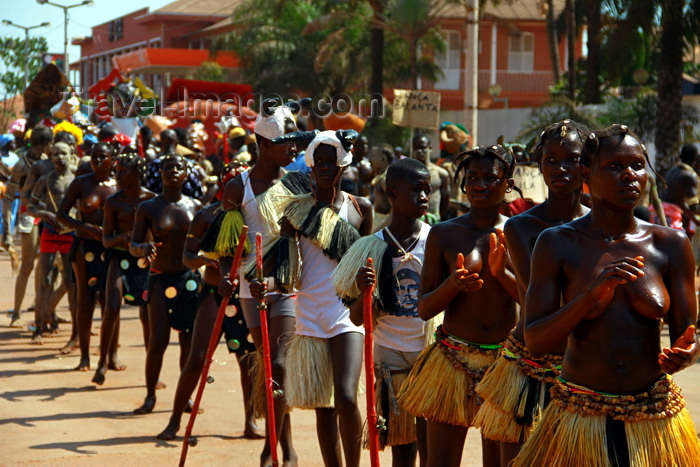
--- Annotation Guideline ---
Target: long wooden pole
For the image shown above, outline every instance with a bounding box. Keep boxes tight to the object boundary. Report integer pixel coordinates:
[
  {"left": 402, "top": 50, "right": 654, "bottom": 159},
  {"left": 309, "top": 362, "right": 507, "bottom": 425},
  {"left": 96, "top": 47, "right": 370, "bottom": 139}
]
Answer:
[
  {"left": 179, "top": 226, "right": 249, "bottom": 466},
  {"left": 257, "top": 232, "right": 278, "bottom": 467},
  {"left": 363, "top": 258, "right": 380, "bottom": 467}
]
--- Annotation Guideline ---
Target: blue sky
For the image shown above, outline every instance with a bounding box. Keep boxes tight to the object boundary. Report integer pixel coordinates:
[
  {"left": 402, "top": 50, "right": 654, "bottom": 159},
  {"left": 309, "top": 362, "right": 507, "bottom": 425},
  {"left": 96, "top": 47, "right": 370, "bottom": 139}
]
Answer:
[{"left": 1, "top": 0, "right": 172, "bottom": 78}]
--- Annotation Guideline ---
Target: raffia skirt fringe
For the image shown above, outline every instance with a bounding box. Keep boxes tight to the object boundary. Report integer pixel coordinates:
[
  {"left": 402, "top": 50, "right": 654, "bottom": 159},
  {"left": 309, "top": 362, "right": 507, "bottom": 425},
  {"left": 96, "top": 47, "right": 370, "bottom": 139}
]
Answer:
[
  {"left": 473, "top": 334, "right": 561, "bottom": 443},
  {"left": 249, "top": 351, "right": 266, "bottom": 420},
  {"left": 397, "top": 330, "right": 499, "bottom": 427},
  {"left": 511, "top": 376, "right": 700, "bottom": 467},
  {"left": 284, "top": 334, "right": 334, "bottom": 409},
  {"left": 363, "top": 369, "right": 416, "bottom": 450}
]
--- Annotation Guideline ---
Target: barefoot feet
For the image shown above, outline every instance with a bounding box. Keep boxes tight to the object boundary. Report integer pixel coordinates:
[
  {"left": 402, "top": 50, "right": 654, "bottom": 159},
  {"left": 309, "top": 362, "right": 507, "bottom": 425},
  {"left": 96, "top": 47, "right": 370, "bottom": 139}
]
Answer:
[
  {"left": 74, "top": 357, "right": 90, "bottom": 371},
  {"left": 30, "top": 334, "right": 43, "bottom": 345},
  {"left": 156, "top": 380, "right": 167, "bottom": 390},
  {"left": 244, "top": 420, "right": 265, "bottom": 439},
  {"left": 108, "top": 358, "right": 127, "bottom": 371},
  {"left": 9, "top": 318, "right": 24, "bottom": 328},
  {"left": 156, "top": 421, "right": 180, "bottom": 440},
  {"left": 60, "top": 338, "right": 79, "bottom": 355},
  {"left": 91, "top": 366, "right": 107, "bottom": 386},
  {"left": 134, "top": 395, "right": 156, "bottom": 414}
]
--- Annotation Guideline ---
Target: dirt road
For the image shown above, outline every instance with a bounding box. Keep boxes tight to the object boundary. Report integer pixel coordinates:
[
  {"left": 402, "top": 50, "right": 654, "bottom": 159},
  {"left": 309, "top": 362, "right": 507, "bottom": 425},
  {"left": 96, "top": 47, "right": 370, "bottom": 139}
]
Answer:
[{"left": 1, "top": 251, "right": 698, "bottom": 466}]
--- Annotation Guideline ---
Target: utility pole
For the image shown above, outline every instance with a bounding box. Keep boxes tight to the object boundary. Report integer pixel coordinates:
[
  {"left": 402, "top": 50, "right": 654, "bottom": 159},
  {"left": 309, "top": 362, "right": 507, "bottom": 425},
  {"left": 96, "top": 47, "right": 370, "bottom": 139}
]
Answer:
[
  {"left": 36, "top": 0, "right": 94, "bottom": 76},
  {"left": 1, "top": 19, "right": 51, "bottom": 89}
]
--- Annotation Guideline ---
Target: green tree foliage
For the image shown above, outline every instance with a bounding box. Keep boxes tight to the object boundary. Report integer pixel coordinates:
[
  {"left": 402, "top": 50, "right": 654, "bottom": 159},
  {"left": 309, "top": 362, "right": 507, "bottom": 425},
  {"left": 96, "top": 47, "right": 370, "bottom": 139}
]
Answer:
[
  {"left": 194, "top": 61, "right": 226, "bottom": 82},
  {"left": 214, "top": 0, "right": 445, "bottom": 98},
  {"left": 373, "top": 0, "right": 447, "bottom": 89},
  {"left": 0, "top": 36, "right": 49, "bottom": 96},
  {"left": 214, "top": 0, "right": 372, "bottom": 96}
]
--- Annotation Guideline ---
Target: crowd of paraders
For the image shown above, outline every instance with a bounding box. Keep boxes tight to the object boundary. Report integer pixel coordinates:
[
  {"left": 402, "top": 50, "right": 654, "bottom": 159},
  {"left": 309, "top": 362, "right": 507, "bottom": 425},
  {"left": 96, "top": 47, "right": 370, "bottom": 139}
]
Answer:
[{"left": 1, "top": 99, "right": 699, "bottom": 467}]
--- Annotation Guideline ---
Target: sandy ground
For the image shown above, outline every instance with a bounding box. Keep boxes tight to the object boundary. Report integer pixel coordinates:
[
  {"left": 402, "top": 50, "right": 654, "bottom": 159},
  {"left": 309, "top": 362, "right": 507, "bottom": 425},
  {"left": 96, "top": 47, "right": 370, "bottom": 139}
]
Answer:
[{"left": 1, "top": 249, "right": 699, "bottom": 467}]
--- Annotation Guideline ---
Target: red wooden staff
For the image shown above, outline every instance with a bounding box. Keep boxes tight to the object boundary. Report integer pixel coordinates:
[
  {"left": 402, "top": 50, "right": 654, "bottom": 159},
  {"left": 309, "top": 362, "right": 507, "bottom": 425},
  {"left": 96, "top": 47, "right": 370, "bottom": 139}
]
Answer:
[
  {"left": 179, "top": 226, "right": 249, "bottom": 467},
  {"left": 257, "top": 232, "right": 278, "bottom": 467},
  {"left": 363, "top": 257, "right": 380, "bottom": 467}
]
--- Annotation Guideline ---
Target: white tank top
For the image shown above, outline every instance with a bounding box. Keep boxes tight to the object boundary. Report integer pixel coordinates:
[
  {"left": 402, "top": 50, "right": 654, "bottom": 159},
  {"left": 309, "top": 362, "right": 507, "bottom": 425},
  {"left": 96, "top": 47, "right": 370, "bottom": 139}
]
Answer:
[
  {"left": 238, "top": 170, "right": 279, "bottom": 299},
  {"left": 295, "top": 194, "right": 364, "bottom": 338}
]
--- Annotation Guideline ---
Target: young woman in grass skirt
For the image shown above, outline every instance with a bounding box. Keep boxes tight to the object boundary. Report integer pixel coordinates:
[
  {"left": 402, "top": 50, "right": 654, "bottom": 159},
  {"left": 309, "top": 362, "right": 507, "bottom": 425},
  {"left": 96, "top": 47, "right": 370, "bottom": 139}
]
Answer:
[
  {"left": 513, "top": 124, "right": 700, "bottom": 466},
  {"left": 397, "top": 145, "right": 520, "bottom": 467},
  {"left": 473, "top": 120, "right": 590, "bottom": 465}
]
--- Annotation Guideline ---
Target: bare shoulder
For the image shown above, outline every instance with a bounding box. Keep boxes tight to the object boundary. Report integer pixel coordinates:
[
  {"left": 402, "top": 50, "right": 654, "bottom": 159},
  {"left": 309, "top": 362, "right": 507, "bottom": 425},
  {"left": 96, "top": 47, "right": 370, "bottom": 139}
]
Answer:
[
  {"left": 105, "top": 190, "right": 121, "bottom": 206},
  {"left": 180, "top": 195, "right": 202, "bottom": 212},
  {"left": 352, "top": 194, "right": 372, "bottom": 209},
  {"left": 646, "top": 221, "right": 690, "bottom": 250},
  {"left": 222, "top": 173, "right": 245, "bottom": 209},
  {"left": 431, "top": 164, "right": 449, "bottom": 177},
  {"left": 193, "top": 202, "right": 219, "bottom": 224},
  {"left": 533, "top": 221, "right": 581, "bottom": 256}
]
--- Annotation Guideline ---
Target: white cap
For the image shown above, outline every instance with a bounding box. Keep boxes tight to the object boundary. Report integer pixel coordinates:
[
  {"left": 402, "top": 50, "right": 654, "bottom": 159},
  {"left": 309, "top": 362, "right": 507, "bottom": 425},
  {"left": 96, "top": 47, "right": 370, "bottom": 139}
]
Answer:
[
  {"left": 305, "top": 130, "right": 354, "bottom": 168},
  {"left": 254, "top": 106, "right": 295, "bottom": 140}
]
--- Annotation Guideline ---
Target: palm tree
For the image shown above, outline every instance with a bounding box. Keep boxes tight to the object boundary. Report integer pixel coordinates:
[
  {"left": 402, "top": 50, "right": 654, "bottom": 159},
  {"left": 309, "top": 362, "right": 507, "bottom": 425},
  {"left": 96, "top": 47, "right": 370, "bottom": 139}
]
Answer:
[
  {"left": 546, "top": 0, "right": 562, "bottom": 84},
  {"left": 655, "top": 0, "right": 690, "bottom": 173},
  {"left": 583, "top": 0, "right": 601, "bottom": 103},
  {"left": 373, "top": 0, "right": 448, "bottom": 89}
]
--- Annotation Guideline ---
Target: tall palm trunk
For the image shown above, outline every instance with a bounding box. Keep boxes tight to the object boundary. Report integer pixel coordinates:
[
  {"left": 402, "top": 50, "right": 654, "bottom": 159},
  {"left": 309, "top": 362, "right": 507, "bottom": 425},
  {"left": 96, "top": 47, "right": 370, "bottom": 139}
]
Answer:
[
  {"left": 546, "top": 0, "right": 561, "bottom": 84},
  {"left": 655, "top": 0, "right": 684, "bottom": 174},
  {"left": 410, "top": 38, "right": 419, "bottom": 89},
  {"left": 566, "top": 0, "right": 576, "bottom": 101},
  {"left": 584, "top": 0, "right": 601, "bottom": 104},
  {"left": 369, "top": 0, "right": 385, "bottom": 116}
]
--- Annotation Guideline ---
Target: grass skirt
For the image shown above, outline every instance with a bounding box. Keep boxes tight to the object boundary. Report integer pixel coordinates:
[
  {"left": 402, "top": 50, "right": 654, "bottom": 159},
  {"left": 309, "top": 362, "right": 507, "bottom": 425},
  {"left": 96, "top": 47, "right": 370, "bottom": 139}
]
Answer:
[
  {"left": 250, "top": 351, "right": 266, "bottom": 420},
  {"left": 285, "top": 334, "right": 334, "bottom": 409},
  {"left": 512, "top": 375, "right": 700, "bottom": 467},
  {"left": 397, "top": 326, "right": 500, "bottom": 427},
  {"left": 364, "top": 367, "right": 416, "bottom": 450},
  {"left": 473, "top": 333, "right": 562, "bottom": 443}
]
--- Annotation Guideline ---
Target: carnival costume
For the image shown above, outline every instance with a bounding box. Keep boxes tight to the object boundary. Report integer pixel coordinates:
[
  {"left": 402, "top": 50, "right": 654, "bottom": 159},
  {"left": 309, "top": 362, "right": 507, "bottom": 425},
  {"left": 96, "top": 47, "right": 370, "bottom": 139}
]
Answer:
[
  {"left": 512, "top": 375, "right": 700, "bottom": 467},
  {"left": 109, "top": 247, "right": 150, "bottom": 306},
  {"left": 69, "top": 237, "right": 108, "bottom": 292},
  {"left": 243, "top": 129, "right": 364, "bottom": 410},
  {"left": 332, "top": 223, "right": 434, "bottom": 449},
  {"left": 197, "top": 283, "right": 256, "bottom": 356},
  {"left": 472, "top": 332, "right": 562, "bottom": 443},
  {"left": 146, "top": 269, "right": 201, "bottom": 333},
  {"left": 397, "top": 325, "right": 501, "bottom": 427}
]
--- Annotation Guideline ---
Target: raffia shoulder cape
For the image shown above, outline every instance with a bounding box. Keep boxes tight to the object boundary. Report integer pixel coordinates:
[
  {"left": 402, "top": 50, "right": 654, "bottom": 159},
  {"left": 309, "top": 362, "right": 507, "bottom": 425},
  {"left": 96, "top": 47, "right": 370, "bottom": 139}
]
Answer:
[
  {"left": 242, "top": 192, "right": 362, "bottom": 292},
  {"left": 200, "top": 171, "right": 311, "bottom": 259}
]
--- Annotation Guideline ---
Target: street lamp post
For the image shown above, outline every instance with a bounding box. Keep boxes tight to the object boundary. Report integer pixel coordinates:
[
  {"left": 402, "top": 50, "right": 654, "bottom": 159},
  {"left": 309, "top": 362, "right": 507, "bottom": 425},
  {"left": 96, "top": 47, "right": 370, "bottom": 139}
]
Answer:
[
  {"left": 36, "top": 0, "right": 94, "bottom": 76},
  {"left": 1, "top": 19, "right": 51, "bottom": 89}
]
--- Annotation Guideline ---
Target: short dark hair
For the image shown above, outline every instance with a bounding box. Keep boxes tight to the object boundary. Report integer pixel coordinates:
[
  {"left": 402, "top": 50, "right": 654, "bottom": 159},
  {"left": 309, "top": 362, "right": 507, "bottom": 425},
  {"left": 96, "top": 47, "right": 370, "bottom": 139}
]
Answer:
[
  {"left": 386, "top": 157, "right": 430, "bottom": 189},
  {"left": 680, "top": 144, "right": 699, "bottom": 165},
  {"left": 93, "top": 141, "right": 115, "bottom": 157},
  {"left": 116, "top": 152, "right": 148, "bottom": 182},
  {"left": 97, "top": 125, "right": 118, "bottom": 142},
  {"left": 412, "top": 133, "right": 431, "bottom": 146},
  {"left": 30, "top": 125, "right": 53, "bottom": 146},
  {"left": 139, "top": 126, "right": 152, "bottom": 139}
]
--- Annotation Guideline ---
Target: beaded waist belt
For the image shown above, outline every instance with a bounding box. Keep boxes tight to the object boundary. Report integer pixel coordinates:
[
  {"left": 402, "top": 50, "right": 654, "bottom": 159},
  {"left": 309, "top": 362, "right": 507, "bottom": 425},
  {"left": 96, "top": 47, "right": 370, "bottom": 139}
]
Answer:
[
  {"left": 502, "top": 332, "right": 562, "bottom": 381},
  {"left": 553, "top": 375, "right": 685, "bottom": 421},
  {"left": 434, "top": 325, "right": 502, "bottom": 398}
]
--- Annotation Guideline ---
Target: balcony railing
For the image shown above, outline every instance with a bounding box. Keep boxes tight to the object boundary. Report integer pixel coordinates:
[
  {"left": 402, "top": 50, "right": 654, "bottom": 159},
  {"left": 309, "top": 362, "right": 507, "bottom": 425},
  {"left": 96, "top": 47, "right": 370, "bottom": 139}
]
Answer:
[
  {"left": 430, "top": 69, "right": 557, "bottom": 93},
  {"left": 478, "top": 70, "right": 555, "bottom": 93}
]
